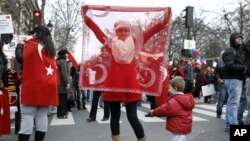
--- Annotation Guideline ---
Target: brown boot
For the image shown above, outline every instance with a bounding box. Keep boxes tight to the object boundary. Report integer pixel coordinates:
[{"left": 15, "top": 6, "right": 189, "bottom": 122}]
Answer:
[
  {"left": 112, "top": 135, "right": 120, "bottom": 141},
  {"left": 138, "top": 136, "right": 147, "bottom": 141}
]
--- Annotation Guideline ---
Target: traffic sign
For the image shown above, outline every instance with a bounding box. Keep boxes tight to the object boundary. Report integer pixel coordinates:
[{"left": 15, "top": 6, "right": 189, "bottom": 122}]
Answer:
[{"left": 184, "top": 39, "right": 196, "bottom": 49}]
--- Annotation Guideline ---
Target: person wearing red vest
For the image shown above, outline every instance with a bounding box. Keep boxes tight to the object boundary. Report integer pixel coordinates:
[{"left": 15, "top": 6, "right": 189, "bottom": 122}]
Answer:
[{"left": 15, "top": 25, "right": 59, "bottom": 141}]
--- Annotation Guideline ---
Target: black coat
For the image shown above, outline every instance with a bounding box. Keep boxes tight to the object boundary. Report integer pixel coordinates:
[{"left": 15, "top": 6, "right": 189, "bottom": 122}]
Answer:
[{"left": 222, "top": 32, "right": 245, "bottom": 81}]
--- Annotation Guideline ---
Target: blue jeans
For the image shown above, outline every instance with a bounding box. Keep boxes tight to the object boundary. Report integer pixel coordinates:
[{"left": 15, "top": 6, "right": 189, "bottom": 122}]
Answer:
[
  {"left": 224, "top": 79, "right": 242, "bottom": 130},
  {"left": 245, "top": 78, "right": 250, "bottom": 125},
  {"left": 216, "top": 82, "right": 228, "bottom": 116},
  {"left": 237, "top": 86, "right": 247, "bottom": 124}
]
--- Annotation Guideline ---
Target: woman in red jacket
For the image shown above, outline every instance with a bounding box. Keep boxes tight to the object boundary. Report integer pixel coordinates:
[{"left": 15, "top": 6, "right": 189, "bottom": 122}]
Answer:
[
  {"left": 84, "top": 8, "right": 170, "bottom": 141},
  {"left": 148, "top": 76, "right": 195, "bottom": 141},
  {"left": 15, "top": 26, "right": 58, "bottom": 141}
]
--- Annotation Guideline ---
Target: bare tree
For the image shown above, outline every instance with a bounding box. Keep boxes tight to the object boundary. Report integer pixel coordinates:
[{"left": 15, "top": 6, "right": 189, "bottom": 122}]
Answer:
[
  {"left": 41, "top": 0, "right": 46, "bottom": 24},
  {"left": 49, "top": 0, "right": 82, "bottom": 51},
  {"left": 168, "top": 0, "right": 250, "bottom": 66}
]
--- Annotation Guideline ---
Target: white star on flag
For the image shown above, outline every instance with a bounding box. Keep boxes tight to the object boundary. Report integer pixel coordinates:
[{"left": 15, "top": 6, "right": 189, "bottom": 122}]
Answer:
[{"left": 46, "top": 65, "right": 54, "bottom": 76}]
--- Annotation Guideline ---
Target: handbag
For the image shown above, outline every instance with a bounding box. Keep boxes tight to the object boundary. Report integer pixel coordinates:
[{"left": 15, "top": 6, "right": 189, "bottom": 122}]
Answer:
[{"left": 201, "top": 84, "right": 215, "bottom": 97}]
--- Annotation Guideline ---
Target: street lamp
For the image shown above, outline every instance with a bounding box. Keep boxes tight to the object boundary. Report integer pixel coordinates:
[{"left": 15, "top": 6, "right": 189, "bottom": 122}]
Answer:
[{"left": 47, "top": 20, "right": 53, "bottom": 32}]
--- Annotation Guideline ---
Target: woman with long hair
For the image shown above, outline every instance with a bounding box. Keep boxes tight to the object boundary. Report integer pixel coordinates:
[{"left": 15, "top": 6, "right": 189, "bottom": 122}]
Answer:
[{"left": 15, "top": 25, "right": 58, "bottom": 141}]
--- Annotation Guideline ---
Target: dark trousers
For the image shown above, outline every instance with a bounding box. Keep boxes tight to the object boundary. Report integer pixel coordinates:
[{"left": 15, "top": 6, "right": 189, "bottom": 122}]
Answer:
[
  {"left": 76, "top": 89, "right": 86, "bottom": 108},
  {"left": 217, "top": 83, "right": 228, "bottom": 116},
  {"left": 86, "top": 90, "right": 90, "bottom": 101},
  {"left": 57, "top": 94, "right": 68, "bottom": 117},
  {"left": 204, "top": 95, "right": 212, "bottom": 103},
  {"left": 109, "top": 101, "right": 145, "bottom": 138},
  {"left": 89, "top": 91, "right": 110, "bottom": 119},
  {"left": 146, "top": 95, "right": 157, "bottom": 109},
  {"left": 184, "top": 80, "right": 193, "bottom": 93},
  {"left": 193, "top": 84, "right": 201, "bottom": 98}
]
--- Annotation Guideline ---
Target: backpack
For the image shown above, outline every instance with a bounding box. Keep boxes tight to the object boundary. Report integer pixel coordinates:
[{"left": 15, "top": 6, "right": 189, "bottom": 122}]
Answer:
[{"left": 217, "top": 47, "right": 236, "bottom": 68}]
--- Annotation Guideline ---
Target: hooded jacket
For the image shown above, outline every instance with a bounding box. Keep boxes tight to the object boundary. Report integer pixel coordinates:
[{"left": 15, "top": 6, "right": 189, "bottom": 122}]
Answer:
[
  {"left": 221, "top": 32, "right": 245, "bottom": 80},
  {"left": 152, "top": 93, "right": 195, "bottom": 134}
]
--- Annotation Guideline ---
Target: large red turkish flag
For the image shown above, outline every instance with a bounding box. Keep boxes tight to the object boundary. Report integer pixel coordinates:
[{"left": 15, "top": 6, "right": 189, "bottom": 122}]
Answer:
[
  {"left": 21, "top": 38, "right": 58, "bottom": 106},
  {"left": 80, "top": 5, "right": 172, "bottom": 97}
]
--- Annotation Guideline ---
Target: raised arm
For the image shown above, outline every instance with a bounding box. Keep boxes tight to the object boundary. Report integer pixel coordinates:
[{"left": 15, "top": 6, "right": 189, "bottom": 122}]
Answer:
[
  {"left": 84, "top": 16, "right": 107, "bottom": 45},
  {"left": 143, "top": 9, "right": 172, "bottom": 43}
]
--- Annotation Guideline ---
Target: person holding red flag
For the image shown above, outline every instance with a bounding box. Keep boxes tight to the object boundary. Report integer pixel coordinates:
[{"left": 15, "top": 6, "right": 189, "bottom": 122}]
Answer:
[
  {"left": 15, "top": 25, "right": 59, "bottom": 141},
  {"left": 83, "top": 6, "right": 171, "bottom": 141}
]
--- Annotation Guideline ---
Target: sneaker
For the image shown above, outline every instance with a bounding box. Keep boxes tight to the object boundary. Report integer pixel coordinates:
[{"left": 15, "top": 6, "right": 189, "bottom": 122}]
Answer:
[
  {"left": 101, "top": 117, "right": 109, "bottom": 121},
  {"left": 216, "top": 114, "right": 221, "bottom": 118},
  {"left": 224, "top": 128, "right": 229, "bottom": 133},
  {"left": 58, "top": 115, "right": 68, "bottom": 119},
  {"left": 86, "top": 118, "right": 96, "bottom": 122}
]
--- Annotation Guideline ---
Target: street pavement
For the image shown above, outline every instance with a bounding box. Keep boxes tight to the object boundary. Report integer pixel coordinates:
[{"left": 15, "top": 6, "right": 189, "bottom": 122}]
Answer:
[{"left": 0, "top": 98, "right": 239, "bottom": 141}]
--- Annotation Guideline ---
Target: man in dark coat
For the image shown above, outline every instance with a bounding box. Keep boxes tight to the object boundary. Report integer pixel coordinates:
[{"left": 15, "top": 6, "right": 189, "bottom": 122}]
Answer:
[{"left": 222, "top": 32, "right": 245, "bottom": 132}]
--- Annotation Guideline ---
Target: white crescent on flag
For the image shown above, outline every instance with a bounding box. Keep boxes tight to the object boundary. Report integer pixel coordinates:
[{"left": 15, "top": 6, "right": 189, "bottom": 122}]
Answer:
[
  {"left": 38, "top": 43, "right": 44, "bottom": 62},
  {"left": 139, "top": 67, "right": 156, "bottom": 87},
  {"left": 93, "top": 64, "right": 108, "bottom": 84}
]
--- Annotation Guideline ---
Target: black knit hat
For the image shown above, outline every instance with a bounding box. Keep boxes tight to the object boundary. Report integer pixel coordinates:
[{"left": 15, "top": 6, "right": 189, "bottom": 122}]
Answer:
[{"left": 57, "top": 49, "right": 67, "bottom": 56}]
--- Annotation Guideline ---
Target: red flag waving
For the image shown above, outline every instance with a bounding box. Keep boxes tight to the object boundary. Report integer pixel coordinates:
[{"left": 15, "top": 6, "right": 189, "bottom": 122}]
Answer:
[
  {"left": 66, "top": 48, "right": 78, "bottom": 68},
  {"left": 80, "top": 5, "right": 172, "bottom": 97}
]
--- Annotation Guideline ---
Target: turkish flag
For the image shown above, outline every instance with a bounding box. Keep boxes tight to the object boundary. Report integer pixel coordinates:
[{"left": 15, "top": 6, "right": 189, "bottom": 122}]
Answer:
[
  {"left": 21, "top": 38, "right": 59, "bottom": 106},
  {"left": 66, "top": 48, "right": 78, "bottom": 68},
  {"left": 80, "top": 5, "right": 171, "bottom": 96}
]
